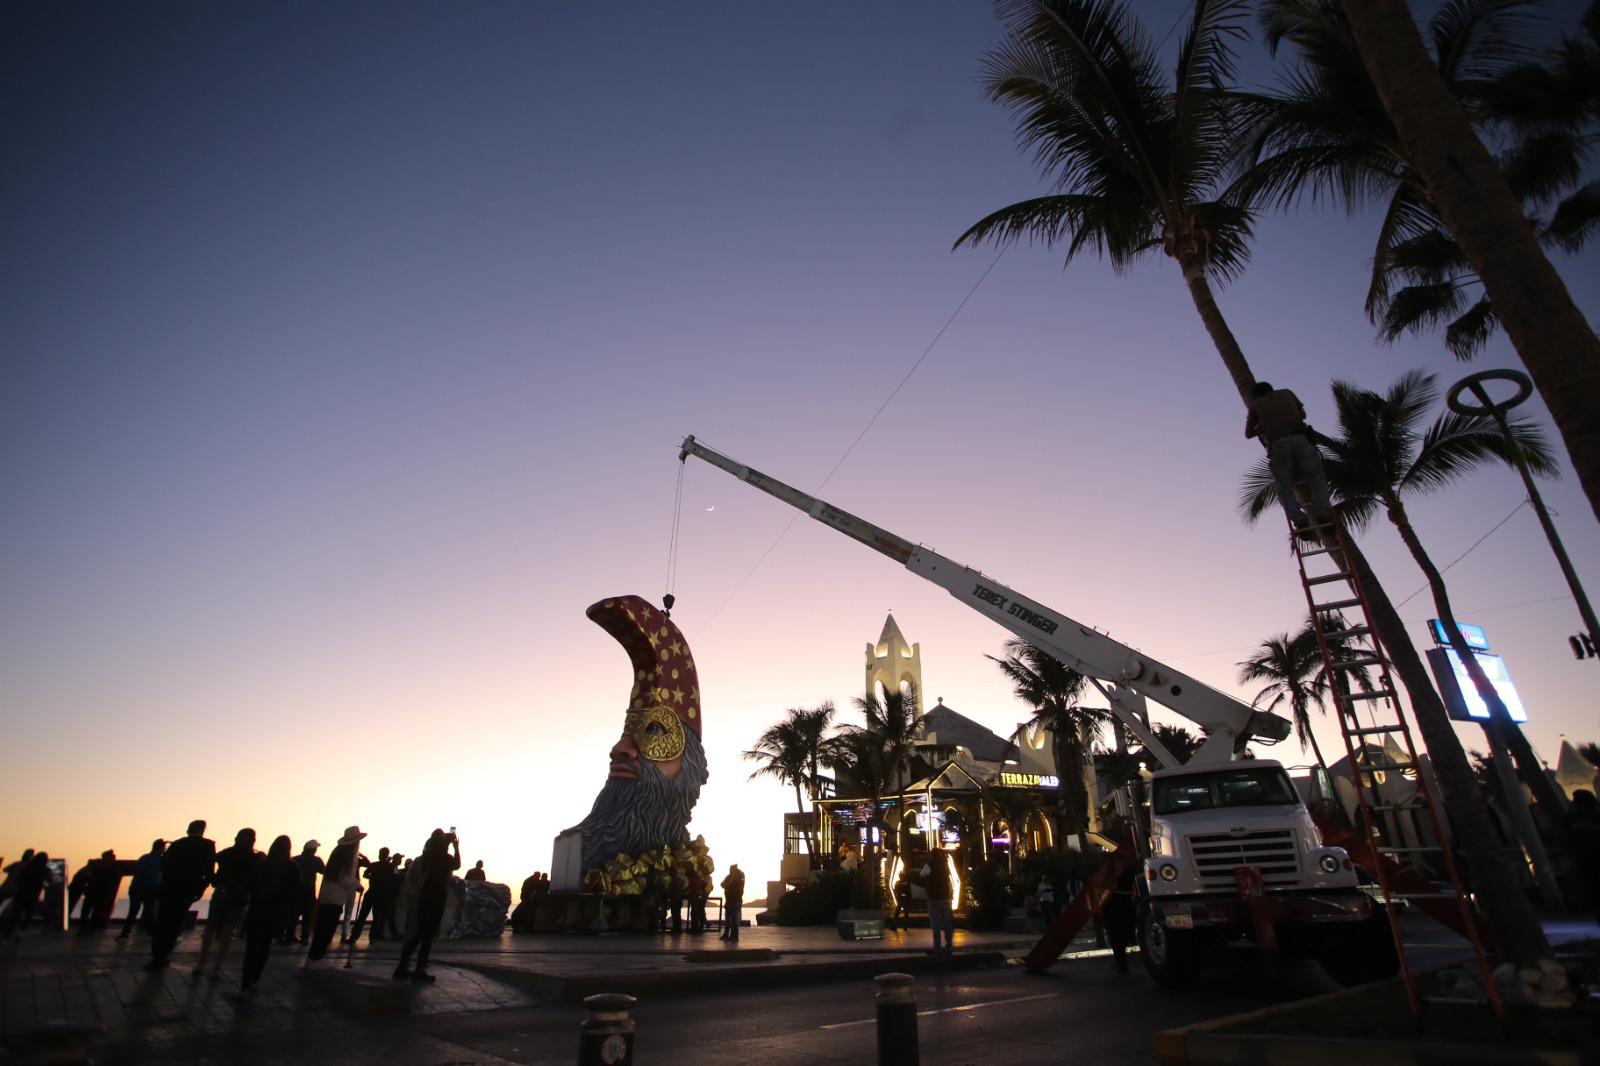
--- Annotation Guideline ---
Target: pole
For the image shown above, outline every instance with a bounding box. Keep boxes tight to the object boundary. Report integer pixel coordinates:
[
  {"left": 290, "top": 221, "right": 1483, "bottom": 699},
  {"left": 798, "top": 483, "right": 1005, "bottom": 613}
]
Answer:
[
  {"left": 1449, "top": 371, "right": 1599, "bottom": 659},
  {"left": 578, "top": 993, "right": 636, "bottom": 1066},
  {"left": 875, "top": 972, "right": 919, "bottom": 1066},
  {"left": 1484, "top": 725, "right": 1562, "bottom": 911}
]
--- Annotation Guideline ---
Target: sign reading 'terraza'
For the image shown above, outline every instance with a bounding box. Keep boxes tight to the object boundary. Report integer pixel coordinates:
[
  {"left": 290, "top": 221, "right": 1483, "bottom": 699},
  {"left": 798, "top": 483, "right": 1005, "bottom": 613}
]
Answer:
[{"left": 999, "top": 772, "right": 1060, "bottom": 789}]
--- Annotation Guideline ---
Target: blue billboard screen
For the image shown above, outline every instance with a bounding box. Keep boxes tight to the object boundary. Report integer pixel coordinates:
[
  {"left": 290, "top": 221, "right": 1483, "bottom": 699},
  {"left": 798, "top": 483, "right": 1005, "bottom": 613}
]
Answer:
[{"left": 1425, "top": 647, "right": 1529, "bottom": 723}]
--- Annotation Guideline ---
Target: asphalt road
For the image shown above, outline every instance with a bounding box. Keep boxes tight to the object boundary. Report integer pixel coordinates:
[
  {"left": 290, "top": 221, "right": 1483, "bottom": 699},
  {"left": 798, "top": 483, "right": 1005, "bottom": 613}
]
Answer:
[{"left": 405, "top": 952, "right": 1346, "bottom": 1066}]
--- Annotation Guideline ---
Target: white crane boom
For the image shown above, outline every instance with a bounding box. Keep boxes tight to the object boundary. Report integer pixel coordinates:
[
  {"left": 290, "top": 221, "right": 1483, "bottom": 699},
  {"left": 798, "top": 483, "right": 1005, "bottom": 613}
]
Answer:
[{"left": 679, "top": 435, "right": 1291, "bottom": 766}]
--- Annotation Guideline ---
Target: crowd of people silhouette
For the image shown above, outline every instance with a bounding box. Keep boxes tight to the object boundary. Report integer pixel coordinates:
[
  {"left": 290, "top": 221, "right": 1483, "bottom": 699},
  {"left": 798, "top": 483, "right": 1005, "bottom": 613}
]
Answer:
[{"left": 0, "top": 819, "right": 492, "bottom": 992}]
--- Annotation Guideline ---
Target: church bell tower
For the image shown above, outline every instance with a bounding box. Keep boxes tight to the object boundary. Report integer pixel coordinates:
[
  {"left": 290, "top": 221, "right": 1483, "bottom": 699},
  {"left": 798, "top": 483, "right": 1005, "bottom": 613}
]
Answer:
[{"left": 865, "top": 612, "right": 922, "bottom": 708}]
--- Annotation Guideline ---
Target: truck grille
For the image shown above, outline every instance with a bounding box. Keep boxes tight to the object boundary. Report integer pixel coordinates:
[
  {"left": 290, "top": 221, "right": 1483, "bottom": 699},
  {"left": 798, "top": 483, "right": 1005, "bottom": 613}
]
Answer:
[{"left": 1186, "top": 829, "right": 1300, "bottom": 888}]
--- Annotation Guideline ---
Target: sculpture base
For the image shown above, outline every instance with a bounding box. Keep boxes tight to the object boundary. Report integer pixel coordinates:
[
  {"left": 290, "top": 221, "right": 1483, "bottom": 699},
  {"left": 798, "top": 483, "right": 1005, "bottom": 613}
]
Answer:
[{"left": 510, "top": 893, "right": 673, "bottom": 934}]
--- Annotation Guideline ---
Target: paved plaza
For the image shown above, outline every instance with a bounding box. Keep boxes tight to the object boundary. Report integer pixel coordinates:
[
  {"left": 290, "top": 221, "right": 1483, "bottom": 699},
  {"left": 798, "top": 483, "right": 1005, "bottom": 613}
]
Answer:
[{"left": 2, "top": 918, "right": 1593, "bottom": 1064}]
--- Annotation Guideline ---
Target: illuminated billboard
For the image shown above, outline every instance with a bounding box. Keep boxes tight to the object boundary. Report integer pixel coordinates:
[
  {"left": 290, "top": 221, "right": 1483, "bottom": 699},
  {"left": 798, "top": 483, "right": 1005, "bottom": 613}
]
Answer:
[
  {"left": 1427, "top": 619, "right": 1490, "bottom": 651},
  {"left": 1425, "top": 647, "right": 1529, "bottom": 723}
]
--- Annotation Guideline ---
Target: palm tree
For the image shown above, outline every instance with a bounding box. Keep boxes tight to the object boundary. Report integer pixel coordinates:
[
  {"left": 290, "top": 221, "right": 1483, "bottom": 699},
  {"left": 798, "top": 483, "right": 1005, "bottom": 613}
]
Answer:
[
  {"left": 1148, "top": 723, "right": 1204, "bottom": 766},
  {"left": 1239, "top": 625, "right": 1334, "bottom": 781},
  {"left": 1333, "top": 0, "right": 1600, "bottom": 529},
  {"left": 1239, "top": 0, "right": 1597, "bottom": 359},
  {"left": 743, "top": 702, "right": 836, "bottom": 859},
  {"left": 988, "top": 638, "right": 1108, "bottom": 843},
  {"left": 821, "top": 726, "right": 895, "bottom": 906},
  {"left": 1239, "top": 370, "right": 1562, "bottom": 815},
  {"left": 970, "top": 0, "right": 1552, "bottom": 963},
  {"left": 955, "top": 0, "right": 1261, "bottom": 400},
  {"left": 838, "top": 682, "right": 925, "bottom": 857}
]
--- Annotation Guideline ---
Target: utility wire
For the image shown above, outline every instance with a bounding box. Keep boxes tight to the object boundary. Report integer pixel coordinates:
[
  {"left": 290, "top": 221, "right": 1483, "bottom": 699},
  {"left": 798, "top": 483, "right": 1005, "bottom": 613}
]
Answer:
[
  {"left": 1393, "top": 500, "right": 1529, "bottom": 608},
  {"left": 690, "top": 247, "right": 1008, "bottom": 639}
]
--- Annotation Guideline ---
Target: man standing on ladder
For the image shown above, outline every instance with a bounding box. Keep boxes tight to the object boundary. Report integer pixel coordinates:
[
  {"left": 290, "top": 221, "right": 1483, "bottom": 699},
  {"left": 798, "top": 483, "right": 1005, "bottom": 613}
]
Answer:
[{"left": 1246, "top": 381, "right": 1333, "bottom": 531}]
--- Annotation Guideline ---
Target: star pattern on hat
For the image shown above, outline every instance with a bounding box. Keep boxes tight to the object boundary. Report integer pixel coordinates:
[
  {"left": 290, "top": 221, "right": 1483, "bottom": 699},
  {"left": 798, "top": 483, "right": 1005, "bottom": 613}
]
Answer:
[{"left": 586, "top": 594, "right": 702, "bottom": 738}]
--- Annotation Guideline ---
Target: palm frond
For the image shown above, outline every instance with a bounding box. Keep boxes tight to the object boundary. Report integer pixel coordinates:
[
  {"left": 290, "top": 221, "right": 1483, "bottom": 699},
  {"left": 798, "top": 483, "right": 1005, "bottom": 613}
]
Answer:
[
  {"left": 1430, "top": 0, "right": 1542, "bottom": 85},
  {"left": 1379, "top": 282, "right": 1470, "bottom": 343},
  {"left": 1443, "top": 296, "right": 1497, "bottom": 359},
  {"left": 1544, "top": 180, "right": 1600, "bottom": 252}
]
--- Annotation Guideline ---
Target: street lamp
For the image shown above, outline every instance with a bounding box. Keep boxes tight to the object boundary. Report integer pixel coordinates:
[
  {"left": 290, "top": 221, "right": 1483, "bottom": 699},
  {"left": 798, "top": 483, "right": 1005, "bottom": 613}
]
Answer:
[{"left": 1446, "top": 369, "right": 1599, "bottom": 661}]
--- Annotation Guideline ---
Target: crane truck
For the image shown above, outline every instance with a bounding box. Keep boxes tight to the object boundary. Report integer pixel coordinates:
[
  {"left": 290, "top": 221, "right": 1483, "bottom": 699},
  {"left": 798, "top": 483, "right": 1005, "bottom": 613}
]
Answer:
[{"left": 680, "top": 435, "right": 1399, "bottom": 986}]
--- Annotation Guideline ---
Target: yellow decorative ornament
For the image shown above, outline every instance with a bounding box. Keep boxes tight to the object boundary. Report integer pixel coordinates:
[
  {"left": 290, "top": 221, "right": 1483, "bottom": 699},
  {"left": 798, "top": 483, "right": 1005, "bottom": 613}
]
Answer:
[{"left": 625, "top": 703, "right": 686, "bottom": 763}]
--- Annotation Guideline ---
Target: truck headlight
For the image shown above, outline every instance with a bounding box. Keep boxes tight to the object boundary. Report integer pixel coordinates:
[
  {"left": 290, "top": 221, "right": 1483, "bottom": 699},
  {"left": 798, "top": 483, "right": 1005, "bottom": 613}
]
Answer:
[
  {"left": 1318, "top": 854, "right": 1341, "bottom": 874},
  {"left": 1158, "top": 863, "right": 1179, "bottom": 882}
]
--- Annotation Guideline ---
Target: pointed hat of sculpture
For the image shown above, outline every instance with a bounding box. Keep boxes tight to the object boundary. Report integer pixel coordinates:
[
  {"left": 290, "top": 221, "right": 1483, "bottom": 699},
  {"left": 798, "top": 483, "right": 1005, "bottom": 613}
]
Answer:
[{"left": 586, "top": 595, "right": 702, "bottom": 737}]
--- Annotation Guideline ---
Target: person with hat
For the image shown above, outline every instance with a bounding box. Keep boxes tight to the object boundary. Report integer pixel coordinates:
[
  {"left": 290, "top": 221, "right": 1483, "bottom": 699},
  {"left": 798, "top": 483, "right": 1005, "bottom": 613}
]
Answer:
[
  {"left": 283, "top": 839, "right": 323, "bottom": 945},
  {"left": 394, "top": 828, "right": 460, "bottom": 982},
  {"left": 305, "top": 826, "right": 364, "bottom": 962}
]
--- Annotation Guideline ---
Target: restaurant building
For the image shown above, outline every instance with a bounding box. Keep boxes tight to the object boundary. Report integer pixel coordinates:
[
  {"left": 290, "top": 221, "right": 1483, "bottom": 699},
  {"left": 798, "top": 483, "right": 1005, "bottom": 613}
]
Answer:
[{"left": 776, "top": 614, "right": 1104, "bottom": 896}]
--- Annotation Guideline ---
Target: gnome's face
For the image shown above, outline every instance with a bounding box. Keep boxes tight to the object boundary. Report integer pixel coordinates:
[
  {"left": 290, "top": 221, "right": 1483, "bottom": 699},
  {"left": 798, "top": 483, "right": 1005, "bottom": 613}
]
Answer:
[{"left": 609, "top": 704, "right": 685, "bottom": 780}]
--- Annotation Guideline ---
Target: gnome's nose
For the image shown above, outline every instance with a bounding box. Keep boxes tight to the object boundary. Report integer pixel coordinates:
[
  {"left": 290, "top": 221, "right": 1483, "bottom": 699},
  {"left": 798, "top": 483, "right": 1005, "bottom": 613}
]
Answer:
[{"left": 608, "top": 733, "right": 641, "bottom": 778}]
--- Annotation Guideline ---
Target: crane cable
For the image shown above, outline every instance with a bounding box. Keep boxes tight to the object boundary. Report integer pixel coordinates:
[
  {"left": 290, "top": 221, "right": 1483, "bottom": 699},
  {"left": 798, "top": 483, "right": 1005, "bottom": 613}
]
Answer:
[
  {"left": 683, "top": 246, "right": 1009, "bottom": 638},
  {"left": 662, "top": 458, "right": 686, "bottom": 617}
]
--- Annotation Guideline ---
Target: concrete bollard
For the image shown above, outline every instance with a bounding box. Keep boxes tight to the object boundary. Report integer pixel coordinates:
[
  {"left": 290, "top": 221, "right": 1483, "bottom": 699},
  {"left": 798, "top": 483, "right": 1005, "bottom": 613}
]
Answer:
[
  {"left": 578, "top": 992, "right": 636, "bottom": 1066},
  {"left": 875, "top": 972, "right": 919, "bottom": 1066}
]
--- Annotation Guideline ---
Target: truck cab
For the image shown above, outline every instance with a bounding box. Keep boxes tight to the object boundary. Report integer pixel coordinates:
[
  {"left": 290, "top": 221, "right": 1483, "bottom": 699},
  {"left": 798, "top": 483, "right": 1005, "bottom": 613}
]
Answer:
[{"left": 1139, "top": 759, "right": 1389, "bottom": 985}]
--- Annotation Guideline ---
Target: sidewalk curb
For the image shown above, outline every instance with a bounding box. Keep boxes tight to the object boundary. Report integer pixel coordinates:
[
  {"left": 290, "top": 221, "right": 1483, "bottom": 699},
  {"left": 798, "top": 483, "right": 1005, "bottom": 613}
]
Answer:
[{"left": 456, "top": 950, "right": 1008, "bottom": 1004}]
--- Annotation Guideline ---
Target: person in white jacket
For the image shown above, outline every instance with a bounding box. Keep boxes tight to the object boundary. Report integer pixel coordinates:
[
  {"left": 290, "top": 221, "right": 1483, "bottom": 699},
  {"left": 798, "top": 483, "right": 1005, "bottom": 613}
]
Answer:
[{"left": 306, "top": 826, "right": 365, "bottom": 962}]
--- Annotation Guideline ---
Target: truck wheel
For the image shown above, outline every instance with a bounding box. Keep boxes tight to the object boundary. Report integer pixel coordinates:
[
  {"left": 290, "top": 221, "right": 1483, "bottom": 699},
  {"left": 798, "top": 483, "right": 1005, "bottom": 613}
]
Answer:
[
  {"left": 1138, "top": 908, "right": 1200, "bottom": 988},
  {"left": 1317, "top": 911, "right": 1400, "bottom": 986}
]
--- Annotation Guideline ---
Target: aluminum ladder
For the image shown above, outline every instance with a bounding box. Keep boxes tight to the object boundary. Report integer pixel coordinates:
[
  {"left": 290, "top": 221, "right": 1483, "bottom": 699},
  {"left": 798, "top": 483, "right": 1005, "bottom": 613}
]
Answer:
[{"left": 1290, "top": 513, "right": 1502, "bottom": 1019}]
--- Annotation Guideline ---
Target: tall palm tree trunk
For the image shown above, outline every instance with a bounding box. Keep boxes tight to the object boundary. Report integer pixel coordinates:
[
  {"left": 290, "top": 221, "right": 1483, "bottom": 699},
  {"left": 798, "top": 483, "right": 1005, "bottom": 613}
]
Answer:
[
  {"left": 1180, "top": 259, "right": 1255, "bottom": 403},
  {"left": 1296, "top": 695, "right": 1333, "bottom": 787},
  {"left": 1382, "top": 499, "right": 1571, "bottom": 818},
  {"left": 1338, "top": 0, "right": 1600, "bottom": 526},
  {"left": 1343, "top": 535, "right": 1552, "bottom": 963},
  {"left": 1382, "top": 500, "right": 1566, "bottom": 908}
]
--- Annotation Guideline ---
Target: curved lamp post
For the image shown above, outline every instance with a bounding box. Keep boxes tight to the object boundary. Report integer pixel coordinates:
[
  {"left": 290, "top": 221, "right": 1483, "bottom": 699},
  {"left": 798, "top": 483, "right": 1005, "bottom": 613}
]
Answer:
[{"left": 1447, "top": 369, "right": 1599, "bottom": 661}]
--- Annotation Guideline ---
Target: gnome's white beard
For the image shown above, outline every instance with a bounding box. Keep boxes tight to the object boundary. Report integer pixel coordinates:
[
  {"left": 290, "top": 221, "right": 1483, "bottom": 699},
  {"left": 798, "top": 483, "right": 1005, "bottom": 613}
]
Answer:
[{"left": 568, "top": 729, "right": 708, "bottom": 872}]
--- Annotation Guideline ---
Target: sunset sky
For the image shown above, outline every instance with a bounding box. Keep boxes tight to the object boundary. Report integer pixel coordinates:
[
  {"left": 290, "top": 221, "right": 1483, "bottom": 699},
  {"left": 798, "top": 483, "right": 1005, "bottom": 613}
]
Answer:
[{"left": 3, "top": 2, "right": 1596, "bottom": 896}]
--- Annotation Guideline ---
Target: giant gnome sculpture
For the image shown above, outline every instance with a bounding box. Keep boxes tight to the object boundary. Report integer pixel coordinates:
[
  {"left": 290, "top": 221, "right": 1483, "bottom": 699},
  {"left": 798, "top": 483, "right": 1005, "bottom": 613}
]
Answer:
[{"left": 555, "top": 596, "right": 711, "bottom": 891}]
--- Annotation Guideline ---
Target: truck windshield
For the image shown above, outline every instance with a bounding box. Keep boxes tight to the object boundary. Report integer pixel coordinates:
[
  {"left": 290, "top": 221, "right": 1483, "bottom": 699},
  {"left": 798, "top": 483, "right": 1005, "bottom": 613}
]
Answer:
[{"left": 1152, "top": 768, "right": 1299, "bottom": 815}]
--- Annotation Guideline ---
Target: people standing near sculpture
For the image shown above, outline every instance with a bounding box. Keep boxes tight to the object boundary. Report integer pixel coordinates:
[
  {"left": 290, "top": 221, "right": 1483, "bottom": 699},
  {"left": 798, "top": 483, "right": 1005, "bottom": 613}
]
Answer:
[
  {"left": 306, "top": 827, "right": 363, "bottom": 962},
  {"left": 195, "top": 828, "right": 259, "bottom": 978},
  {"left": 147, "top": 820, "right": 215, "bottom": 970},
  {"left": 66, "top": 862, "right": 92, "bottom": 928},
  {"left": 719, "top": 863, "right": 744, "bottom": 942},
  {"left": 85, "top": 849, "right": 121, "bottom": 932},
  {"left": 1, "top": 852, "right": 50, "bottom": 940},
  {"left": 394, "top": 829, "right": 460, "bottom": 983},
  {"left": 118, "top": 840, "right": 164, "bottom": 940},
  {"left": 282, "top": 840, "right": 323, "bottom": 944},
  {"left": 686, "top": 868, "right": 708, "bottom": 934},
  {"left": 240, "top": 836, "right": 301, "bottom": 993},
  {"left": 351, "top": 846, "right": 397, "bottom": 943},
  {"left": 0, "top": 849, "right": 36, "bottom": 929},
  {"left": 920, "top": 853, "right": 954, "bottom": 956}
]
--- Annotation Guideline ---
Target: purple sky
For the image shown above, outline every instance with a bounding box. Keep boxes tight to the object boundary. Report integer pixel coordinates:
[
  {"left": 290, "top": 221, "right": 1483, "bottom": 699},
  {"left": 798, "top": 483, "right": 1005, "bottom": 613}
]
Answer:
[{"left": 3, "top": 2, "right": 1596, "bottom": 890}]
